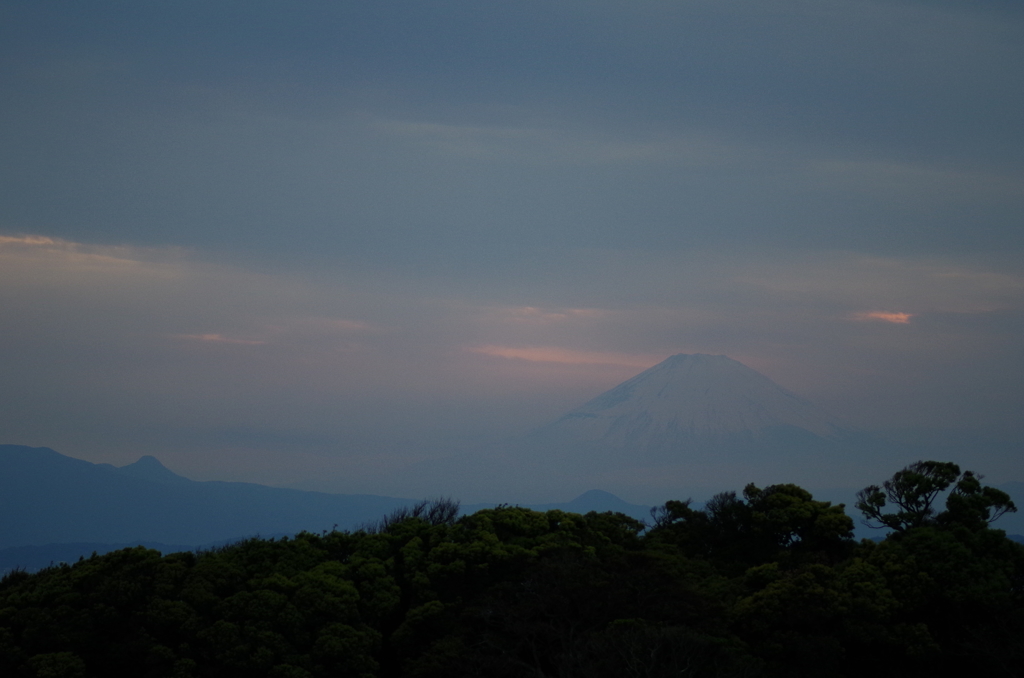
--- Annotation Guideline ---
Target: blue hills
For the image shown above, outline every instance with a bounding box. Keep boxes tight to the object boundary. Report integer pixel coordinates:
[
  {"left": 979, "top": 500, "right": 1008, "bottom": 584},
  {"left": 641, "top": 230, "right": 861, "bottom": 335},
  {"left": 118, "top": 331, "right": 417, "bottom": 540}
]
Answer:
[{"left": 0, "top": 444, "right": 652, "bottom": 573}]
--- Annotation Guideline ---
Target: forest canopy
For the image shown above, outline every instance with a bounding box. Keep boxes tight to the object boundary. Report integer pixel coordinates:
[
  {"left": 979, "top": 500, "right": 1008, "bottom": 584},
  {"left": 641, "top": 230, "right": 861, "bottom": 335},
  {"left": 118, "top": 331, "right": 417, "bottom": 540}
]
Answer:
[{"left": 0, "top": 461, "right": 1020, "bottom": 678}]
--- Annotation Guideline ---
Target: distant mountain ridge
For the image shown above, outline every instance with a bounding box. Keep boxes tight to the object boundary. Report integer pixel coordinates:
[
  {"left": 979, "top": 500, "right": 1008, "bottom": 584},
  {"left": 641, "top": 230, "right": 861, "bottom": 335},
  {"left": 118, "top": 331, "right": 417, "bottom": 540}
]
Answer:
[
  {"left": 0, "top": 444, "right": 412, "bottom": 549},
  {"left": 113, "top": 455, "right": 193, "bottom": 486},
  {"left": 0, "top": 445, "right": 651, "bottom": 572},
  {"left": 4, "top": 444, "right": 1020, "bottom": 573}
]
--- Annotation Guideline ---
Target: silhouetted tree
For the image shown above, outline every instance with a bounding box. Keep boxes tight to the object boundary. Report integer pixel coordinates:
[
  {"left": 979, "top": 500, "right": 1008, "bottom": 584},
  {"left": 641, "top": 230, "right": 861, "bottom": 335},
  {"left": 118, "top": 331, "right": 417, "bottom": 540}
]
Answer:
[{"left": 856, "top": 460, "right": 1016, "bottom": 533}]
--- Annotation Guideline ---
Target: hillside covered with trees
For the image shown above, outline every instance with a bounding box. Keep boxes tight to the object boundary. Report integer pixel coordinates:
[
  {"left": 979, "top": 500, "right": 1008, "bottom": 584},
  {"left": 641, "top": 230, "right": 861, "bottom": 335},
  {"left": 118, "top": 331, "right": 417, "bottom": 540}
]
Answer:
[{"left": 1, "top": 461, "right": 1020, "bottom": 678}]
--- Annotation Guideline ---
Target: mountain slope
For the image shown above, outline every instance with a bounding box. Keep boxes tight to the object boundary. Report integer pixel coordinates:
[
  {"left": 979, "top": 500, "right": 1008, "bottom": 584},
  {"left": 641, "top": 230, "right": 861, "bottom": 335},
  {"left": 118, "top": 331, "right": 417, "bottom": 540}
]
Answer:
[
  {"left": 492, "top": 353, "right": 890, "bottom": 497},
  {"left": 113, "top": 455, "right": 193, "bottom": 486},
  {"left": 531, "top": 354, "right": 845, "bottom": 456},
  {"left": 0, "top": 445, "right": 654, "bottom": 571},
  {"left": 0, "top": 445, "right": 411, "bottom": 548}
]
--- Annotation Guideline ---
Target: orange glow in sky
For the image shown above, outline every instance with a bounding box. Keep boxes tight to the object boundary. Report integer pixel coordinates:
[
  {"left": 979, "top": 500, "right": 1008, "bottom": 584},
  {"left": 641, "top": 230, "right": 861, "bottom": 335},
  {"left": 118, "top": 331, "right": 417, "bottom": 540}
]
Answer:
[
  {"left": 852, "top": 311, "right": 913, "bottom": 324},
  {"left": 178, "top": 333, "right": 266, "bottom": 345},
  {"left": 0, "top": 235, "right": 58, "bottom": 247}
]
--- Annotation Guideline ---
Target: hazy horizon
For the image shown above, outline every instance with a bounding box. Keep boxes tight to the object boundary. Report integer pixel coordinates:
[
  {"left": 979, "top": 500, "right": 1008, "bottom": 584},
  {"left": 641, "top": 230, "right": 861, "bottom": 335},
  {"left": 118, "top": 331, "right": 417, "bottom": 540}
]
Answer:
[{"left": 2, "top": 1, "right": 1022, "bottom": 502}]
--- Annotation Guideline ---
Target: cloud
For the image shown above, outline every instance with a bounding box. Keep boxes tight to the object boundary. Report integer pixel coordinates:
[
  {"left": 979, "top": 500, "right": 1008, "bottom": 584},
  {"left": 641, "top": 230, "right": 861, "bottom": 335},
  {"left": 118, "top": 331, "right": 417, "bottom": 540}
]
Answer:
[
  {"left": 731, "top": 253, "right": 1023, "bottom": 314},
  {"left": 176, "top": 334, "right": 267, "bottom": 346},
  {"left": 808, "top": 158, "right": 1024, "bottom": 203},
  {"left": 0, "top": 233, "right": 191, "bottom": 286},
  {"left": 499, "top": 306, "right": 608, "bottom": 323},
  {"left": 373, "top": 117, "right": 762, "bottom": 167},
  {"left": 0, "top": 235, "right": 59, "bottom": 247},
  {"left": 851, "top": 311, "right": 913, "bottom": 324},
  {"left": 2, "top": 230, "right": 1023, "bottom": 488},
  {"left": 469, "top": 345, "right": 658, "bottom": 368},
  {"left": 1, "top": 0, "right": 1022, "bottom": 496}
]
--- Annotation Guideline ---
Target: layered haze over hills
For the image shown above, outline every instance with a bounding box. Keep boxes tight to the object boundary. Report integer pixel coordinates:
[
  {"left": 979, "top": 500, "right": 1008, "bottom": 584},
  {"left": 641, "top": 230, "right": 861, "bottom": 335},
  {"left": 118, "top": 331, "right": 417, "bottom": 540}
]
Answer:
[
  {"left": 343, "top": 353, "right": 901, "bottom": 506},
  {"left": 1, "top": 2, "right": 1022, "bottom": 573},
  {"left": 0, "top": 443, "right": 652, "bottom": 573},
  {"left": 4, "top": 352, "right": 1022, "bottom": 573},
  {"left": 471, "top": 354, "right": 889, "bottom": 502}
]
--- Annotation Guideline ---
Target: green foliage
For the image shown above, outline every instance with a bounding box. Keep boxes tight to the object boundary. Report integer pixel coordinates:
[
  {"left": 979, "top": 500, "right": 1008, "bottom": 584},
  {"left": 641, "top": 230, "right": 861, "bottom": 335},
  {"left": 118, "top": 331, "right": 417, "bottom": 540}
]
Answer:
[
  {"left": 856, "top": 460, "right": 1017, "bottom": 533},
  {"left": 647, "top": 483, "right": 853, "bottom": 572},
  {"left": 939, "top": 470, "right": 1017, "bottom": 530},
  {"left": 25, "top": 651, "right": 87, "bottom": 677},
  {"left": 850, "top": 461, "right": 1024, "bottom": 673},
  {"left": 0, "top": 465, "right": 1020, "bottom": 677}
]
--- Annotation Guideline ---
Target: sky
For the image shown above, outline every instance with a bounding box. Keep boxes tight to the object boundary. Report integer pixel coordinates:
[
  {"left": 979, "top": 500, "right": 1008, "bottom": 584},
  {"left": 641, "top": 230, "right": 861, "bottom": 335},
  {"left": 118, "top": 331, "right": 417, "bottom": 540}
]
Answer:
[{"left": 1, "top": 0, "right": 1022, "bottom": 501}]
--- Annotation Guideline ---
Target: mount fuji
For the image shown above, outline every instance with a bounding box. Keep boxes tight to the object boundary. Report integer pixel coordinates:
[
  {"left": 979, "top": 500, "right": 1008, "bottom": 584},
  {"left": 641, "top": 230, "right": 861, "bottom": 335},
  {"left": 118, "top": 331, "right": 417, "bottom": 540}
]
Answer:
[
  {"left": 505, "top": 353, "right": 871, "bottom": 496},
  {"left": 324, "top": 353, "right": 889, "bottom": 502},
  {"left": 532, "top": 353, "right": 844, "bottom": 455}
]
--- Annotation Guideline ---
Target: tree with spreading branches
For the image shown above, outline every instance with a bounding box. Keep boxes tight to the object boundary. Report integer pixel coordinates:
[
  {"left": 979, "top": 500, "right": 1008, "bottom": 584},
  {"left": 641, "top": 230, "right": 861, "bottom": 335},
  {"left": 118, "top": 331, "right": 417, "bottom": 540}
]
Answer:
[{"left": 856, "top": 460, "right": 1016, "bottom": 533}]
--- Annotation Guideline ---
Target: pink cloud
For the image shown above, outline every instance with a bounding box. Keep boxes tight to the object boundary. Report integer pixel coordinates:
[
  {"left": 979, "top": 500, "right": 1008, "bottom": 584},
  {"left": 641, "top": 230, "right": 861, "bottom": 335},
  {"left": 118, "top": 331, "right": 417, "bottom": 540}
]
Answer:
[
  {"left": 177, "top": 333, "right": 266, "bottom": 345},
  {"left": 851, "top": 311, "right": 913, "bottom": 324}
]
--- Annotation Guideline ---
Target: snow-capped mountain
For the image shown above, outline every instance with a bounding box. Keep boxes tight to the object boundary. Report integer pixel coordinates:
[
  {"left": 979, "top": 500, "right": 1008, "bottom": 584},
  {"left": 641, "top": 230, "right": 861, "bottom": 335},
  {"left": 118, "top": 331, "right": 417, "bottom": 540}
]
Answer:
[{"left": 527, "top": 354, "right": 847, "bottom": 464}]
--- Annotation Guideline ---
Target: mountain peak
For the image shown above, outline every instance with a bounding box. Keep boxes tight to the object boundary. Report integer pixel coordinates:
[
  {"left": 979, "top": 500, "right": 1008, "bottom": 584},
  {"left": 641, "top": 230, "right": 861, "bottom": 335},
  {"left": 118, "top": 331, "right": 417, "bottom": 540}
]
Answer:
[
  {"left": 532, "top": 354, "right": 843, "bottom": 459},
  {"left": 128, "top": 455, "right": 167, "bottom": 469},
  {"left": 665, "top": 353, "right": 728, "bottom": 361},
  {"left": 652, "top": 353, "right": 748, "bottom": 370},
  {"left": 115, "top": 455, "right": 190, "bottom": 486},
  {"left": 570, "top": 489, "right": 621, "bottom": 503}
]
